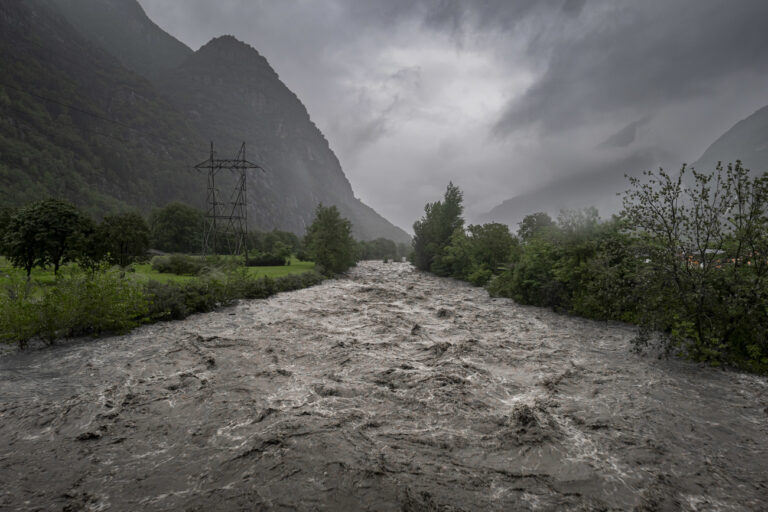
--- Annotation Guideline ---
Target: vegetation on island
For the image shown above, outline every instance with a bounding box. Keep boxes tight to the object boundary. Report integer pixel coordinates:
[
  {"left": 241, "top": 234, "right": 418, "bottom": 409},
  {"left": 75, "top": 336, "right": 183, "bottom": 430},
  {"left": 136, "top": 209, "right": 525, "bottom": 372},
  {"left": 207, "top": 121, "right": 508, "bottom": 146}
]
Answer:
[{"left": 412, "top": 163, "right": 768, "bottom": 373}]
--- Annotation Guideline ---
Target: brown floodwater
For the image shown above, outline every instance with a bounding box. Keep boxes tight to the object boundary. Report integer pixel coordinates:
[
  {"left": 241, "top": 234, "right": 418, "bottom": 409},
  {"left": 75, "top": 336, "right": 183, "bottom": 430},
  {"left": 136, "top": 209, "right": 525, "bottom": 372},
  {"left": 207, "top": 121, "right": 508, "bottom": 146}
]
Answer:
[{"left": 0, "top": 261, "right": 766, "bottom": 511}]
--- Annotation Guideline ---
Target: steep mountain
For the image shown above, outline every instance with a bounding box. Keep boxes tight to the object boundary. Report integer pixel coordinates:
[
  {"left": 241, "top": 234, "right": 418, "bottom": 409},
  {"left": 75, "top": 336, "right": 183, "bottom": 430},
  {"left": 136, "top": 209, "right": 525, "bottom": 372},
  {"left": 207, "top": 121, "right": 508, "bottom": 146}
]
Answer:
[
  {"left": 479, "top": 150, "right": 667, "bottom": 227},
  {"left": 156, "top": 36, "right": 410, "bottom": 242},
  {"left": 12, "top": 0, "right": 409, "bottom": 242},
  {"left": 0, "top": 0, "right": 204, "bottom": 215},
  {"left": 693, "top": 104, "right": 768, "bottom": 174},
  {"left": 1, "top": 0, "right": 409, "bottom": 242},
  {"left": 46, "top": 0, "right": 192, "bottom": 81}
]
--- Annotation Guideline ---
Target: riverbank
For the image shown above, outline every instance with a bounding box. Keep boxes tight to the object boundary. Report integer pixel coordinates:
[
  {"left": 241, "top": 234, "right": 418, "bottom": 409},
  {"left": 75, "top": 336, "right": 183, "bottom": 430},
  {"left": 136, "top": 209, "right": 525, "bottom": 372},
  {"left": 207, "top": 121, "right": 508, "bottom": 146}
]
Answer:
[{"left": 0, "top": 259, "right": 323, "bottom": 347}]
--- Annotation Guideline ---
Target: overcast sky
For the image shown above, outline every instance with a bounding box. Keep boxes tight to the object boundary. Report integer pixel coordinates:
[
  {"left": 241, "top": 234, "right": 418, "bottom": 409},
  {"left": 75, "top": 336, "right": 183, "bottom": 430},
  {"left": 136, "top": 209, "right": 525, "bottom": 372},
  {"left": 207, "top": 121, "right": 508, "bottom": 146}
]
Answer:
[{"left": 138, "top": 0, "right": 768, "bottom": 231}]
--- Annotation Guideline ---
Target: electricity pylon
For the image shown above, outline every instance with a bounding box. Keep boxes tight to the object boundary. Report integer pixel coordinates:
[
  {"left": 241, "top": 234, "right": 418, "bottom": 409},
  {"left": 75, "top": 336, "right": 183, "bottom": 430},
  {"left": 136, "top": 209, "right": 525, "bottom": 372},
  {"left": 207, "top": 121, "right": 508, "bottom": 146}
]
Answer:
[{"left": 194, "top": 142, "right": 264, "bottom": 259}]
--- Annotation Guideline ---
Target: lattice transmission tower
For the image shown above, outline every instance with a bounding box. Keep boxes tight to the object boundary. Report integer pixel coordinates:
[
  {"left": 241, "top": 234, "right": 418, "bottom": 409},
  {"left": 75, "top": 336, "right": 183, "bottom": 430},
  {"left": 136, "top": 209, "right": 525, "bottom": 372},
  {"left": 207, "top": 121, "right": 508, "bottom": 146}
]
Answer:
[{"left": 194, "top": 142, "right": 264, "bottom": 259}]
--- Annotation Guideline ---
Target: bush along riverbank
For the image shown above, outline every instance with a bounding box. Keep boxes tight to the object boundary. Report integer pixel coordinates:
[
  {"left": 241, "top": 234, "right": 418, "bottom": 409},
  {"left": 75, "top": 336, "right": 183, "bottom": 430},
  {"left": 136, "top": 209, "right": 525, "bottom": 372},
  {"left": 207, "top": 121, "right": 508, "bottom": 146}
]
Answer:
[
  {"left": 412, "top": 163, "right": 768, "bottom": 374},
  {"left": 0, "top": 266, "right": 325, "bottom": 348}
]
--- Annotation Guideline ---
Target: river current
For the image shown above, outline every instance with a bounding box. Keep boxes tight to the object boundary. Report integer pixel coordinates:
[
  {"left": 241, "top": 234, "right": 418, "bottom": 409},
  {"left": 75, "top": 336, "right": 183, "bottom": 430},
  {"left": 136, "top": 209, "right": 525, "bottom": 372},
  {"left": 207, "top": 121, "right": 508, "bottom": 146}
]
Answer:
[{"left": 1, "top": 261, "right": 766, "bottom": 510}]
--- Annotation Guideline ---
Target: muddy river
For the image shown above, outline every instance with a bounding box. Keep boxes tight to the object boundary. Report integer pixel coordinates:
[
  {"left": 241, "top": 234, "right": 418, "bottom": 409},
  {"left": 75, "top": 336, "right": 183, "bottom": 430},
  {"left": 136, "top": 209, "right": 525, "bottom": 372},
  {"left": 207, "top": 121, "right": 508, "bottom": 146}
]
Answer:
[{"left": 1, "top": 262, "right": 766, "bottom": 510}]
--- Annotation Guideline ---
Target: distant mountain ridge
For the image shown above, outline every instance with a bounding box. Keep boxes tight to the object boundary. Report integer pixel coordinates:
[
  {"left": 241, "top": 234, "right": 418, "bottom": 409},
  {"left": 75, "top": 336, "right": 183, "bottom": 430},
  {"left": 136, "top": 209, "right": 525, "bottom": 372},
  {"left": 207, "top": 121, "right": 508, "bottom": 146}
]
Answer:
[
  {"left": 693, "top": 104, "right": 768, "bottom": 174},
  {"left": 0, "top": 0, "right": 409, "bottom": 243},
  {"left": 482, "top": 103, "right": 768, "bottom": 228},
  {"left": 478, "top": 149, "right": 668, "bottom": 227}
]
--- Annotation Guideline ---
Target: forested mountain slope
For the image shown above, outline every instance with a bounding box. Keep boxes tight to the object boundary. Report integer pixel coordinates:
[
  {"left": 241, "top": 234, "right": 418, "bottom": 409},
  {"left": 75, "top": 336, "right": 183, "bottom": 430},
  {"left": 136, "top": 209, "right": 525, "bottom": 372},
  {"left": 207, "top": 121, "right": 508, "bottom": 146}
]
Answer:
[
  {"left": 0, "top": 0, "right": 203, "bottom": 216},
  {"left": 5, "top": 0, "right": 410, "bottom": 242}
]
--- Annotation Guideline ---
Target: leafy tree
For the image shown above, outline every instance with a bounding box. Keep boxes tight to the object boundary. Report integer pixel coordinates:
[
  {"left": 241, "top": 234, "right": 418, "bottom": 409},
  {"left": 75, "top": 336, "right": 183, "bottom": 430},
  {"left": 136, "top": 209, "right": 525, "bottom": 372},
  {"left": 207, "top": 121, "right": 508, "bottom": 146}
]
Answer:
[
  {"left": 411, "top": 182, "right": 464, "bottom": 273},
  {"left": 3, "top": 198, "right": 91, "bottom": 277},
  {"left": 433, "top": 222, "right": 516, "bottom": 285},
  {"left": 467, "top": 223, "right": 516, "bottom": 270},
  {"left": 98, "top": 212, "right": 150, "bottom": 266},
  {"left": 358, "top": 238, "right": 398, "bottom": 261},
  {"left": 435, "top": 227, "right": 474, "bottom": 279},
  {"left": 0, "top": 206, "right": 15, "bottom": 255},
  {"left": 517, "top": 212, "right": 556, "bottom": 242},
  {"left": 304, "top": 204, "right": 357, "bottom": 275},
  {"left": 247, "top": 229, "right": 301, "bottom": 254},
  {"left": 2, "top": 211, "right": 37, "bottom": 277},
  {"left": 149, "top": 202, "right": 204, "bottom": 253},
  {"left": 622, "top": 161, "right": 768, "bottom": 366}
]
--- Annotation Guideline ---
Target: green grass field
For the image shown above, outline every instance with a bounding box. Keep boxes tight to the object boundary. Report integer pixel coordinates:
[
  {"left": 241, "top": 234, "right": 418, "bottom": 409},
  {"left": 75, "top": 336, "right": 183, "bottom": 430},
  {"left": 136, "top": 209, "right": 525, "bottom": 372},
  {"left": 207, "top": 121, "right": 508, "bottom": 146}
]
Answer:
[{"left": 0, "top": 256, "right": 315, "bottom": 287}]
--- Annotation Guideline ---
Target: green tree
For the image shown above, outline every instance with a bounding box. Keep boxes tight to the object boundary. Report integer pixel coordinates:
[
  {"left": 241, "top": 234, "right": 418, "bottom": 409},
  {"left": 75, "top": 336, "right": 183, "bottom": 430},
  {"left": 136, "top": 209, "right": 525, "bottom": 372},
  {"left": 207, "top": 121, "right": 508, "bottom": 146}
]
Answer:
[
  {"left": 358, "top": 238, "right": 398, "bottom": 261},
  {"left": 304, "top": 204, "right": 357, "bottom": 275},
  {"left": 411, "top": 182, "right": 464, "bottom": 273},
  {"left": 0, "top": 206, "right": 15, "bottom": 255},
  {"left": 270, "top": 241, "right": 291, "bottom": 264},
  {"left": 622, "top": 161, "right": 768, "bottom": 366},
  {"left": 149, "top": 202, "right": 203, "bottom": 253},
  {"left": 3, "top": 199, "right": 91, "bottom": 277},
  {"left": 467, "top": 223, "right": 516, "bottom": 270},
  {"left": 98, "top": 212, "right": 150, "bottom": 266},
  {"left": 517, "top": 212, "right": 556, "bottom": 242}
]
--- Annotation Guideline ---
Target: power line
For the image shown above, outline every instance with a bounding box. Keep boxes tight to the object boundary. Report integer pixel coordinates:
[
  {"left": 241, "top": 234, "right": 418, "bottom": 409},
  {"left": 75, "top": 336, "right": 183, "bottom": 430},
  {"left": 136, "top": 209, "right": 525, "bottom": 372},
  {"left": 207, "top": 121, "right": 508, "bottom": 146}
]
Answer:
[{"left": 0, "top": 80, "right": 141, "bottom": 133}]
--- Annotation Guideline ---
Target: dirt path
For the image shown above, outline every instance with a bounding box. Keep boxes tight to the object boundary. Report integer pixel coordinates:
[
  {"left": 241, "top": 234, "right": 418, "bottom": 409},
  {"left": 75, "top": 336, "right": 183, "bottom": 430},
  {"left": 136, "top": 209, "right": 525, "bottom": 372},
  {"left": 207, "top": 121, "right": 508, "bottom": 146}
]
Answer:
[{"left": 1, "top": 261, "right": 766, "bottom": 511}]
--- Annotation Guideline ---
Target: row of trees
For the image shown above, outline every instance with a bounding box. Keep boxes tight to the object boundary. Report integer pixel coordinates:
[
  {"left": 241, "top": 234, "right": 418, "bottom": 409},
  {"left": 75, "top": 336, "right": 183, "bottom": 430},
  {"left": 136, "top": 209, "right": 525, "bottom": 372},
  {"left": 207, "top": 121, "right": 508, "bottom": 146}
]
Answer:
[
  {"left": 411, "top": 182, "right": 516, "bottom": 285},
  {"left": 411, "top": 163, "right": 768, "bottom": 372},
  {"left": 1, "top": 198, "right": 376, "bottom": 278},
  {"left": 357, "top": 238, "right": 411, "bottom": 262},
  {"left": 1, "top": 199, "right": 150, "bottom": 276},
  {"left": 0, "top": 200, "right": 362, "bottom": 347}
]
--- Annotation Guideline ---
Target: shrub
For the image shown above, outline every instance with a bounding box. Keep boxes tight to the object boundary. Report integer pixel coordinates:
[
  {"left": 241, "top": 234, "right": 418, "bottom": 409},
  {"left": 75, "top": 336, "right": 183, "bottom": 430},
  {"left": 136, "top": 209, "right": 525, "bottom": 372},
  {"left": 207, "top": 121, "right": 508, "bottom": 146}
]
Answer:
[
  {"left": 151, "top": 254, "right": 206, "bottom": 275},
  {"left": 0, "top": 278, "right": 39, "bottom": 345},
  {"left": 0, "top": 269, "right": 148, "bottom": 346},
  {"left": 246, "top": 251, "right": 288, "bottom": 267}
]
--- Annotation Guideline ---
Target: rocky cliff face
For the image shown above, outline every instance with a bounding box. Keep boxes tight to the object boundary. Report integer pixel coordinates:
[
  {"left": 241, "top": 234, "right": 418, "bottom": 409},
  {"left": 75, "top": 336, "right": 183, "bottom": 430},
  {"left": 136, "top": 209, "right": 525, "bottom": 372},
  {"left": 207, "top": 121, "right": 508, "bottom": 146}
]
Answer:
[
  {"left": 157, "top": 36, "right": 409, "bottom": 242},
  {"left": 46, "top": 0, "right": 192, "bottom": 81},
  {"left": 41, "top": 0, "right": 410, "bottom": 242}
]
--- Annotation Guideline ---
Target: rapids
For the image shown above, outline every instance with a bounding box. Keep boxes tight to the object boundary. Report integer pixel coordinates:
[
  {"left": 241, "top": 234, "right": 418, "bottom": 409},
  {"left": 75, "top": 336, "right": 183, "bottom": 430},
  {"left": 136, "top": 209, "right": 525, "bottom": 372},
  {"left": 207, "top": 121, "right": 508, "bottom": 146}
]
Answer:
[{"left": 1, "top": 261, "right": 766, "bottom": 510}]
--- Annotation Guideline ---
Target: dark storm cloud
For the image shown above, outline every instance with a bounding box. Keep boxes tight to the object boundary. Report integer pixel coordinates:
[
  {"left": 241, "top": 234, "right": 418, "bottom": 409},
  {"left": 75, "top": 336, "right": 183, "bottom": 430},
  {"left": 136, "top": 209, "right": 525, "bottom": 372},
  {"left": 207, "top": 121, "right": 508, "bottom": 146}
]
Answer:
[
  {"left": 492, "top": 0, "right": 768, "bottom": 136},
  {"left": 137, "top": 0, "right": 768, "bottom": 230}
]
